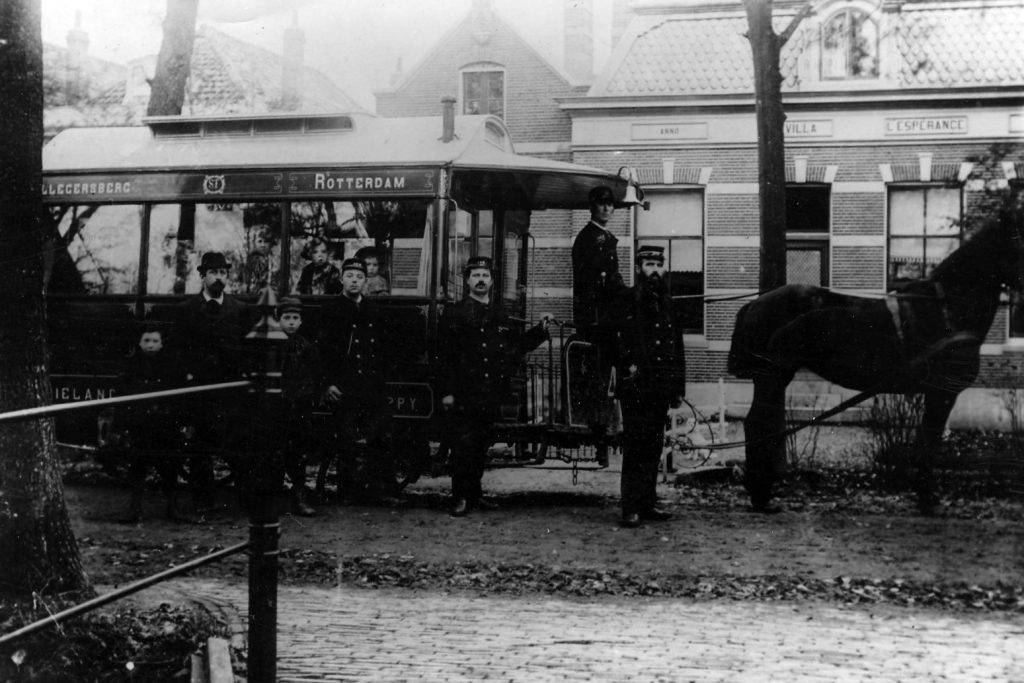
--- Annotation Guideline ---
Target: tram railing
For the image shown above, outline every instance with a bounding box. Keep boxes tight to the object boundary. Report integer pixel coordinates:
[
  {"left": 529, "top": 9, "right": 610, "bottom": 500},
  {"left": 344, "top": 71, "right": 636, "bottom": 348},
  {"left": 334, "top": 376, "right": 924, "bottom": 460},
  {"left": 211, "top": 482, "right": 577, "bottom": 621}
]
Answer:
[{"left": 0, "top": 379, "right": 281, "bottom": 683}]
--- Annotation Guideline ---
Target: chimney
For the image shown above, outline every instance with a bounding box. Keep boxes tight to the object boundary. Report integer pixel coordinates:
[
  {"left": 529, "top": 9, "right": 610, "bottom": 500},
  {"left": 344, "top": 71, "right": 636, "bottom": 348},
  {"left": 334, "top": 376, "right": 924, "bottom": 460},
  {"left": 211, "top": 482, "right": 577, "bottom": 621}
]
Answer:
[
  {"left": 564, "top": 0, "right": 594, "bottom": 83},
  {"left": 282, "top": 11, "right": 304, "bottom": 110},
  {"left": 441, "top": 96, "right": 456, "bottom": 142},
  {"left": 611, "top": 0, "right": 632, "bottom": 51},
  {"left": 389, "top": 58, "right": 404, "bottom": 87},
  {"left": 65, "top": 11, "right": 89, "bottom": 104}
]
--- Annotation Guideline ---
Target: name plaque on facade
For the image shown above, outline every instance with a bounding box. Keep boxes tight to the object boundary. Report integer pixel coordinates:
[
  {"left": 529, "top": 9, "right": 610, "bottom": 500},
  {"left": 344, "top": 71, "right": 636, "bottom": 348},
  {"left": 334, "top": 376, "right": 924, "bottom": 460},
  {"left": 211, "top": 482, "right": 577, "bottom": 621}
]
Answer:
[
  {"left": 784, "top": 119, "right": 833, "bottom": 137},
  {"left": 631, "top": 122, "right": 708, "bottom": 141},
  {"left": 884, "top": 116, "right": 968, "bottom": 136}
]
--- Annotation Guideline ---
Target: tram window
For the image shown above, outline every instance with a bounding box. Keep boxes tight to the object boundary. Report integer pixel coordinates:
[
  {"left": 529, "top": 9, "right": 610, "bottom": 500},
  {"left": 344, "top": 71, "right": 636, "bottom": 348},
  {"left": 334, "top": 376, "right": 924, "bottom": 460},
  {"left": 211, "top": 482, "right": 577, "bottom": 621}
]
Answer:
[
  {"left": 148, "top": 202, "right": 281, "bottom": 295},
  {"left": 447, "top": 209, "right": 473, "bottom": 295},
  {"left": 46, "top": 204, "right": 142, "bottom": 294},
  {"left": 501, "top": 211, "right": 529, "bottom": 309},
  {"left": 289, "top": 200, "right": 430, "bottom": 296}
]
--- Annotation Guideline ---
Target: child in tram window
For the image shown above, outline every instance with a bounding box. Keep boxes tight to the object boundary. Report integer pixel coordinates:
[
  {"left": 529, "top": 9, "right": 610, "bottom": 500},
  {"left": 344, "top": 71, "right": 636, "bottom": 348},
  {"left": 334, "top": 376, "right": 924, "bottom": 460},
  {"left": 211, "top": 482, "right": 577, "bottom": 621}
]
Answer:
[
  {"left": 119, "top": 323, "right": 189, "bottom": 523},
  {"left": 356, "top": 246, "right": 389, "bottom": 296},
  {"left": 246, "top": 225, "right": 276, "bottom": 293},
  {"left": 296, "top": 238, "right": 343, "bottom": 296},
  {"left": 276, "top": 297, "right": 322, "bottom": 516}
]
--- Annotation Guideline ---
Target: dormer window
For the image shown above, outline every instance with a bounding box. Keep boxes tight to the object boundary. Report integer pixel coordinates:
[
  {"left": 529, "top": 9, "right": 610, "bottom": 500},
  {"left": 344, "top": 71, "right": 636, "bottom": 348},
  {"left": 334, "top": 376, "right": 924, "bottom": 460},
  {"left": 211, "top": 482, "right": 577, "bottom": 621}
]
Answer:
[
  {"left": 821, "top": 8, "right": 879, "bottom": 79},
  {"left": 462, "top": 68, "right": 505, "bottom": 118}
]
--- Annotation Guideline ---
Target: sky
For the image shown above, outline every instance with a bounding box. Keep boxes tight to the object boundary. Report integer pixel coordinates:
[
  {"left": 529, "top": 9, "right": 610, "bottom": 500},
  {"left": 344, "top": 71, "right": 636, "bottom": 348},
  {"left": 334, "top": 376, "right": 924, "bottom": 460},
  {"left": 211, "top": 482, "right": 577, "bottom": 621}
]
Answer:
[{"left": 41, "top": 0, "right": 617, "bottom": 111}]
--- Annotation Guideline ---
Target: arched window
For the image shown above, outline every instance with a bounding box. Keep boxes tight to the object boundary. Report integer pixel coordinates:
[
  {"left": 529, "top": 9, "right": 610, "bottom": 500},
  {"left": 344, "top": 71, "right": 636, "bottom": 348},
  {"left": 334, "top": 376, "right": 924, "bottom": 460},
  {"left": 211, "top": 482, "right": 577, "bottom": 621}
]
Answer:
[{"left": 821, "top": 8, "right": 879, "bottom": 79}]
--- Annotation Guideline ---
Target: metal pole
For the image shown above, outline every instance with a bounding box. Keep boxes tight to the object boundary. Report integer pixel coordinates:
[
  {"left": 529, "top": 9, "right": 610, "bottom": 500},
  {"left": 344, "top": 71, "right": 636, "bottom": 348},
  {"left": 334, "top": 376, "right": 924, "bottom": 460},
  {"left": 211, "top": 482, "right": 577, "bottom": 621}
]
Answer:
[
  {"left": 247, "top": 504, "right": 279, "bottom": 683},
  {"left": 0, "top": 541, "right": 250, "bottom": 646}
]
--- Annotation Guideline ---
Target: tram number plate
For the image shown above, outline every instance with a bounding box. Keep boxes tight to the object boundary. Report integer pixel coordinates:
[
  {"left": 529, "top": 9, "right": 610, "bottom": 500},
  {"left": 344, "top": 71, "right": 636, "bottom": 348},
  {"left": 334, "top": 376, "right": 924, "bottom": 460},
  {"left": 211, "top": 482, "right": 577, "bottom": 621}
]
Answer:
[{"left": 386, "top": 382, "right": 433, "bottom": 419}]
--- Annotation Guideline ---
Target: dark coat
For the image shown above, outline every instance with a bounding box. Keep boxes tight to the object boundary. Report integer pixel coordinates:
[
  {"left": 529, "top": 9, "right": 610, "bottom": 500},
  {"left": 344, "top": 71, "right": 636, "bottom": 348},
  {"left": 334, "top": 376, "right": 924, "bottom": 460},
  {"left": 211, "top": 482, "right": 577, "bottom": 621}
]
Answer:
[
  {"left": 296, "top": 262, "right": 343, "bottom": 296},
  {"left": 319, "top": 295, "right": 391, "bottom": 398},
  {"left": 172, "top": 294, "right": 253, "bottom": 385},
  {"left": 280, "top": 332, "right": 322, "bottom": 405},
  {"left": 437, "top": 297, "right": 549, "bottom": 415},
  {"left": 119, "top": 349, "right": 183, "bottom": 448},
  {"left": 572, "top": 221, "right": 626, "bottom": 329},
  {"left": 603, "top": 285, "right": 686, "bottom": 414}
]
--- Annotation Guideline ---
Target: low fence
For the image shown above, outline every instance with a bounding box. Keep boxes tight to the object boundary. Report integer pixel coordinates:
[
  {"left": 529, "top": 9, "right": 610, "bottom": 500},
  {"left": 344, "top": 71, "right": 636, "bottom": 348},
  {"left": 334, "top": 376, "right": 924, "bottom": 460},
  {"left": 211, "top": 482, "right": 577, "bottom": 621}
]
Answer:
[{"left": 0, "top": 379, "right": 281, "bottom": 683}]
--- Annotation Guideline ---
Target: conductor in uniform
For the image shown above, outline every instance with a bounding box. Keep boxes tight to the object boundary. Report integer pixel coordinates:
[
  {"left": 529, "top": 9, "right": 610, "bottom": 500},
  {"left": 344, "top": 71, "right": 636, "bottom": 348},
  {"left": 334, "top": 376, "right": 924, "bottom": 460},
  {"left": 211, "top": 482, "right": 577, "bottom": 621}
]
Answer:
[
  {"left": 604, "top": 245, "right": 685, "bottom": 528},
  {"left": 572, "top": 185, "right": 627, "bottom": 465},
  {"left": 437, "top": 256, "right": 551, "bottom": 517}
]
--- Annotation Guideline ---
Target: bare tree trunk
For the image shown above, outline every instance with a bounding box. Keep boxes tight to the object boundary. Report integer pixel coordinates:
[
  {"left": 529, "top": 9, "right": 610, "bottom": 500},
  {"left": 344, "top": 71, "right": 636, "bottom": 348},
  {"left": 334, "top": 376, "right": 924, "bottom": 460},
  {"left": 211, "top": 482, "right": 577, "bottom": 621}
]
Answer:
[
  {"left": 744, "top": 0, "right": 810, "bottom": 293},
  {"left": 0, "top": 0, "right": 90, "bottom": 597},
  {"left": 147, "top": 0, "right": 200, "bottom": 117}
]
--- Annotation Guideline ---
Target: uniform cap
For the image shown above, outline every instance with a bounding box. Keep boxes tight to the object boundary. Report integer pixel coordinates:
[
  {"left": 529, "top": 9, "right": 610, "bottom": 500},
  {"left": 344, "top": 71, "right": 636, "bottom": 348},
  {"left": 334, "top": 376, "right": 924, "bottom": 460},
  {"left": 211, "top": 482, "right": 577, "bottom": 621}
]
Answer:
[
  {"left": 341, "top": 258, "right": 366, "bottom": 274},
  {"left": 588, "top": 185, "right": 615, "bottom": 205},
  {"left": 464, "top": 256, "right": 493, "bottom": 275},
  {"left": 277, "top": 297, "right": 303, "bottom": 316},
  {"left": 636, "top": 245, "right": 665, "bottom": 263}
]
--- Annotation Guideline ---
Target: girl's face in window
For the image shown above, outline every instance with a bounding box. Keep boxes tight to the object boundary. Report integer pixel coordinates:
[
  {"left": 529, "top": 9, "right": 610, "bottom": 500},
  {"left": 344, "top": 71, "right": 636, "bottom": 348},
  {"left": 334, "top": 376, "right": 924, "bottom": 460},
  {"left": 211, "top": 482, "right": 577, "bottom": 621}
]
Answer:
[
  {"left": 364, "top": 257, "right": 379, "bottom": 276},
  {"left": 139, "top": 331, "right": 163, "bottom": 355},
  {"left": 311, "top": 243, "right": 328, "bottom": 266}
]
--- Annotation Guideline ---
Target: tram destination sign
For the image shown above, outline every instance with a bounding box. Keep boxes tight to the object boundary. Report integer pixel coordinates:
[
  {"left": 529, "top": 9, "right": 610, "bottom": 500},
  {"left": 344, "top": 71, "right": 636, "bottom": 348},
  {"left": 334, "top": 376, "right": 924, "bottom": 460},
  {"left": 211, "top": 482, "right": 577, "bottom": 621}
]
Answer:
[{"left": 42, "top": 168, "right": 440, "bottom": 202}]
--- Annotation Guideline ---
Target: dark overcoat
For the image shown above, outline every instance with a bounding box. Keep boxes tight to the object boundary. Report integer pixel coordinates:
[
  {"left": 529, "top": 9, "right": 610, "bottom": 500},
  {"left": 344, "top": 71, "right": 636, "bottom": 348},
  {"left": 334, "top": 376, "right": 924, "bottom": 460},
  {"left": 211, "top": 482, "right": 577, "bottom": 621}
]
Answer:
[{"left": 572, "top": 221, "right": 626, "bottom": 329}]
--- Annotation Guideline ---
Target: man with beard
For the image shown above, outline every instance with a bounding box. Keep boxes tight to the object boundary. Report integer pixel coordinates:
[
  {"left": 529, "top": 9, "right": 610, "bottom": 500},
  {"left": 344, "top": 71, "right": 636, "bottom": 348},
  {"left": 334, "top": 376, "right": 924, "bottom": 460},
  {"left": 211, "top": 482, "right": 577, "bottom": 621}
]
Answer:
[
  {"left": 320, "top": 257, "right": 398, "bottom": 504},
  {"left": 604, "top": 245, "right": 685, "bottom": 528},
  {"left": 172, "top": 252, "right": 253, "bottom": 510},
  {"left": 437, "top": 256, "right": 552, "bottom": 517}
]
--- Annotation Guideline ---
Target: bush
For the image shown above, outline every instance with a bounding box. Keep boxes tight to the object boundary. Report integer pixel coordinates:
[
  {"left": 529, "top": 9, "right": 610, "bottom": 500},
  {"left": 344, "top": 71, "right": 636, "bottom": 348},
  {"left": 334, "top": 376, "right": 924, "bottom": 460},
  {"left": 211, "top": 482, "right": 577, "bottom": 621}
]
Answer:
[
  {"left": 0, "top": 600, "right": 228, "bottom": 682},
  {"left": 865, "top": 393, "right": 924, "bottom": 490}
]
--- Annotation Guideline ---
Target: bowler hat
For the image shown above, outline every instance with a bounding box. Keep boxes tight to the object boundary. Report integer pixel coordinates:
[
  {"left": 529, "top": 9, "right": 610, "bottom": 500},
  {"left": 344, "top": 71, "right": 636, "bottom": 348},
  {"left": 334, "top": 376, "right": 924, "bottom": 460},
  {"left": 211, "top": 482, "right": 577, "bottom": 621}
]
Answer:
[
  {"left": 341, "top": 258, "right": 366, "bottom": 274},
  {"left": 197, "top": 252, "right": 231, "bottom": 273},
  {"left": 277, "top": 297, "right": 303, "bottom": 316},
  {"left": 463, "top": 256, "right": 493, "bottom": 276},
  {"left": 636, "top": 244, "right": 665, "bottom": 263},
  {"left": 588, "top": 185, "right": 615, "bottom": 205}
]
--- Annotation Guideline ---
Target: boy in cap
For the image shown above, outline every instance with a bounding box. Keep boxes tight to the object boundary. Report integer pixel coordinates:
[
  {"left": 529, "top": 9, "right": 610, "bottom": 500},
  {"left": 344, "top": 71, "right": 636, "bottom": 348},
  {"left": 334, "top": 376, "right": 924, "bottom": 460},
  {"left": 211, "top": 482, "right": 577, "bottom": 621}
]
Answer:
[
  {"left": 276, "top": 297, "right": 321, "bottom": 516},
  {"left": 437, "top": 256, "right": 552, "bottom": 516},
  {"left": 603, "top": 245, "right": 685, "bottom": 527},
  {"left": 320, "top": 258, "right": 398, "bottom": 503},
  {"left": 171, "top": 251, "right": 253, "bottom": 510}
]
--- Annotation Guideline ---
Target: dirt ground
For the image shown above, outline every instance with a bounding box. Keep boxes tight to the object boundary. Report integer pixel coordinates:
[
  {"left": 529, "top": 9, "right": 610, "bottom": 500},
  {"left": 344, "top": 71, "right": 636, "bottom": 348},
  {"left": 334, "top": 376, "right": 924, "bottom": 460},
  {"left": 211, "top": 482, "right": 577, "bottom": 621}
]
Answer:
[{"left": 66, "top": 425, "right": 1024, "bottom": 602}]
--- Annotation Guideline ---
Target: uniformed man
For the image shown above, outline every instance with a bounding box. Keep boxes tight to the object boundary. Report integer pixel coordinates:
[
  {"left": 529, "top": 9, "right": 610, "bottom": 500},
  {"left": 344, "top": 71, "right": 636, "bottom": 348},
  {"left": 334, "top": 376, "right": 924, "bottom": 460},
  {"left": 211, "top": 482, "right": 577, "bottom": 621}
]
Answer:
[
  {"left": 572, "top": 185, "right": 627, "bottom": 466},
  {"left": 321, "top": 257, "right": 396, "bottom": 502},
  {"left": 437, "top": 256, "right": 552, "bottom": 517},
  {"left": 604, "top": 245, "right": 685, "bottom": 528}
]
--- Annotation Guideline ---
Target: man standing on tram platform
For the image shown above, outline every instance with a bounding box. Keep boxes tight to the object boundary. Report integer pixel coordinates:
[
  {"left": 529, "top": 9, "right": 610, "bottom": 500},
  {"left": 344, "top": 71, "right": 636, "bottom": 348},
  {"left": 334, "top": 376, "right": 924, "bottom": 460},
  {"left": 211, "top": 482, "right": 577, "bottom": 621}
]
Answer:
[
  {"left": 437, "top": 256, "right": 552, "bottom": 517},
  {"left": 604, "top": 245, "right": 684, "bottom": 528},
  {"left": 172, "top": 251, "right": 253, "bottom": 510},
  {"left": 572, "top": 185, "right": 627, "bottom": 466}
]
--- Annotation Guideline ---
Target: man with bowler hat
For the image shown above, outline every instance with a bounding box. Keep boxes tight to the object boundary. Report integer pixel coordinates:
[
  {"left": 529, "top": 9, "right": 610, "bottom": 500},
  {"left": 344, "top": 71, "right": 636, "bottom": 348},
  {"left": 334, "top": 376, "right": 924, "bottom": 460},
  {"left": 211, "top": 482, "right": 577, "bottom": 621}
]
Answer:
[
  {"left": 604, "top": 245, "right": 685, "bottom": 528},
  {"left": 172, "top": 251, "right": 253, "bottom": 509},
  {"left": 437, "top": 256, "right": 552, "bottom": 517}
]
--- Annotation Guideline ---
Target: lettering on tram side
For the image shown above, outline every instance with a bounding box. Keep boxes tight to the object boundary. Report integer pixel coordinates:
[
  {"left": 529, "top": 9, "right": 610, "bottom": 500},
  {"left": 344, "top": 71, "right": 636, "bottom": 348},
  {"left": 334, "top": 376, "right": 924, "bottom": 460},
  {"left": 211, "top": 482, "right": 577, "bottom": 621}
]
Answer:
[
  {"left": 385, "top": 382, "right": 434, "bottom": 419},
  {"left": 884, "top": 116, "right": 968, "bottom": 136},
  {"left": 51, "top": 375, "right": 118, "bottom": 403},
  {"left": 42, "top": 180, "right": 132, "bottom": 197},
  {"left": 289, "top": 169, "right": 438, "bottom": 196}
]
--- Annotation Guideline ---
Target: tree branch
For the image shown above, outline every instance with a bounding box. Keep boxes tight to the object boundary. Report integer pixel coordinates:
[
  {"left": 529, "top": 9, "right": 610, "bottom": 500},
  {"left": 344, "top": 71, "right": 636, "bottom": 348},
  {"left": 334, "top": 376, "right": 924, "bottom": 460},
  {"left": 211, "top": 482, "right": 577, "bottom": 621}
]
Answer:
[{"left": 780, "top": 1, "right": 814, "bottom": 45}]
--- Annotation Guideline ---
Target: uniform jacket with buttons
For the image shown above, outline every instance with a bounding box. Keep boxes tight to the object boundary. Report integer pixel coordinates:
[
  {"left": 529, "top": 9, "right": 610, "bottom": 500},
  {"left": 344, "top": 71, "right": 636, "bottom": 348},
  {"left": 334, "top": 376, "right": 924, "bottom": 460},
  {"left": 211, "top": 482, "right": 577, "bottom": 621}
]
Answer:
[
  {"left": 320, "top": 295, "right": 391, "bottom": 398},
  {"left": 437, "top": 297, "right": 549, "bottom": 412},
  {"left": 572, "top": 221, "right": 626, "bottom": 328},
  {"left": 602, "top": 285, "right": 686, "bottom": 412}
]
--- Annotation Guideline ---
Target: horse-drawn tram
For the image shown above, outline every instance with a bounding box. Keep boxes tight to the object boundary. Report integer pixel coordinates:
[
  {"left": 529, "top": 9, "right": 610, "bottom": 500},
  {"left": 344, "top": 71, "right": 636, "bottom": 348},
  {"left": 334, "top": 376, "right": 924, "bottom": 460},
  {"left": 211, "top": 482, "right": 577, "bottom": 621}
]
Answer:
[{"left": 42, "top": 108, "right": 642, "bottom": 481}]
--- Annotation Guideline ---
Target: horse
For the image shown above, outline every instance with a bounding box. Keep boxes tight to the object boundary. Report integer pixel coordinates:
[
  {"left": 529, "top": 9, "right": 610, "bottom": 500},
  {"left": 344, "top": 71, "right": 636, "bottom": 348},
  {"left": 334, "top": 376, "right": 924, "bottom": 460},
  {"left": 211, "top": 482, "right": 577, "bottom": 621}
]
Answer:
[{"left": 727, "top": 204, "right": 1024, "bottom": 513}]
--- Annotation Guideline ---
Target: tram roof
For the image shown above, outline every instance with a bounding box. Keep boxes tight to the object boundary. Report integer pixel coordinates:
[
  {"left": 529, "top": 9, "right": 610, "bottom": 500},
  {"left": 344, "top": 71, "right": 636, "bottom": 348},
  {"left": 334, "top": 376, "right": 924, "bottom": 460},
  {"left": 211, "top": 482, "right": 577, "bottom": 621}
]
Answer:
[{"left": 43, "top": 113, "right": 630, "bottom": 210}]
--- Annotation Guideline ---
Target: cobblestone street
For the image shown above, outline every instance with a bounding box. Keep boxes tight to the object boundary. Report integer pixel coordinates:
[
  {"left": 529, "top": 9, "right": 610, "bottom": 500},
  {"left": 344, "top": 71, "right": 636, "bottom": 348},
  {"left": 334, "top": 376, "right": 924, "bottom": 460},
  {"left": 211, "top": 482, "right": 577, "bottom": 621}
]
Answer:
[{"left": 168, "top": 579, "right": 1024, "bottom": 682}]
